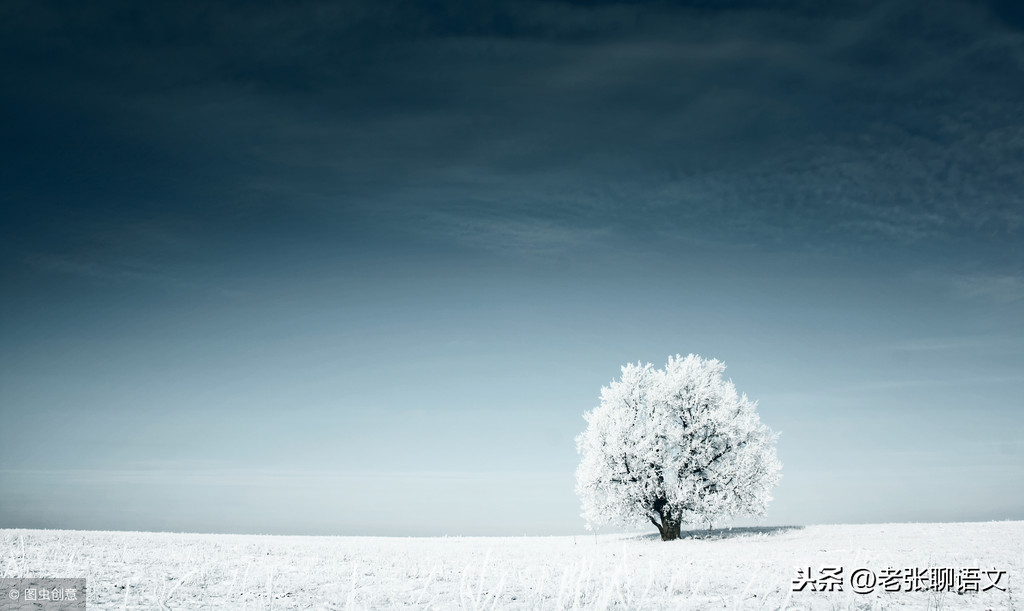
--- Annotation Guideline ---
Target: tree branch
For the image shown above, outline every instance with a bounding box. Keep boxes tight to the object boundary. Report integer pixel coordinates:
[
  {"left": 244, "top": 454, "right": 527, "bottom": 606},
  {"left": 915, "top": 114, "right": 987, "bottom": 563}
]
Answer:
[{"left": 648, "top": 515, "right": 663, "bottom": 533}]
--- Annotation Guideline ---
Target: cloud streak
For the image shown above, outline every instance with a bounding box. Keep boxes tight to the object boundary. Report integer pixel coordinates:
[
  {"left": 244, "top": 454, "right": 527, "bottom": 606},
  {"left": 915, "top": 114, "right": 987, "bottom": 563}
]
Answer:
[{"left": 4, "top": 0, "right": 1023, "bottom": 271}]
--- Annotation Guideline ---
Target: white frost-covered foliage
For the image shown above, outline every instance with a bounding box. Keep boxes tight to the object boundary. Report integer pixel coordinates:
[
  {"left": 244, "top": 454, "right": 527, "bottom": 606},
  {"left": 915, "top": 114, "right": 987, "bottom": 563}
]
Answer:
[{"left": 575, "top": 354, "right": 781, "bottom": 539}]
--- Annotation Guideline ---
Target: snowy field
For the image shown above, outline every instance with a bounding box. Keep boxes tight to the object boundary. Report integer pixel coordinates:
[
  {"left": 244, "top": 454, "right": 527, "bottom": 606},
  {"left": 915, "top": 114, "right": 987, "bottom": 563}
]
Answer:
[{"left": 1, "top": 521, "right": 1020, "bottom": 610}]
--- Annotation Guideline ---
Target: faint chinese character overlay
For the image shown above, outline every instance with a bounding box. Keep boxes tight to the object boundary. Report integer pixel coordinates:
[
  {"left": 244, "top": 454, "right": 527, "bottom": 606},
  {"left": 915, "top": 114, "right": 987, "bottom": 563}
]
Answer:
[{"left": 0, "top": 578, "right": 86, "bottom": 611}]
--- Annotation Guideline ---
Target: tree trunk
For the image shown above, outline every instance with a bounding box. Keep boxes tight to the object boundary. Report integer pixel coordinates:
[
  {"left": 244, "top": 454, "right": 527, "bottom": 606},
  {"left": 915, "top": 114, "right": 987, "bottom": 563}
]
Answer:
[{"left": 658, "top": 514, "right": 682, "bottom": 541}]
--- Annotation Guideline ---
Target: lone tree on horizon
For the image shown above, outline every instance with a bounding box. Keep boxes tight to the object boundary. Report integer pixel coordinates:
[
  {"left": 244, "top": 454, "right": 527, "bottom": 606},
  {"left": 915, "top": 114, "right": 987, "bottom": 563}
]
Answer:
[{"left": 575, "top": 354, "right": 781, "bottom": 541}]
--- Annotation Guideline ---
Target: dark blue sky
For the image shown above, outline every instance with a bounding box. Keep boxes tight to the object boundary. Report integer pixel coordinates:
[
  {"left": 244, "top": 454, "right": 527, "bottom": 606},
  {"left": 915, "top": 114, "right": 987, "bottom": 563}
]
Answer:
[{"left": 1, "top": 0, "right": 1022, "bottom": 535}]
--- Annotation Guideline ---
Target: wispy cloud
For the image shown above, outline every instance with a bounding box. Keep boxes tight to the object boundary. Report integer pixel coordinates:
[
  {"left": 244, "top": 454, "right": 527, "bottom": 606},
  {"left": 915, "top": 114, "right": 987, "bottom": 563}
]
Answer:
[
  {"left": 19, "top": 219, "right": 202, "bottom": 288},
  {"left": 0, "top": 468, "right": 565, "bottom": 488},
  {"left": 6, "top": 0, "right": 1022, "bottom": 262},
  {"left": 23, "top": 253, "right": 193, "bottom": 287},
  {"left": 884, "top": 334, "right": 1023, "bottom": 352},
  {"left": 951, "top": 273, "right": 1024, "bottom": 304},
  {"left": 763, "top": 374, "right": 1024, "bottom": 403},
  {"left": 424, "top": 212, "right": 611, "bottom": 257}
]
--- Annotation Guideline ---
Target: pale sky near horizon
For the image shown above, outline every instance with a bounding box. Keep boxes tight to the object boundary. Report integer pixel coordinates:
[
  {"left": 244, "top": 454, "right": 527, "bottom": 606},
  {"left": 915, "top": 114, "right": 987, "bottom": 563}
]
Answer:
[{"left": 1, "top": 0, "right": 1023, "bottom": 535}]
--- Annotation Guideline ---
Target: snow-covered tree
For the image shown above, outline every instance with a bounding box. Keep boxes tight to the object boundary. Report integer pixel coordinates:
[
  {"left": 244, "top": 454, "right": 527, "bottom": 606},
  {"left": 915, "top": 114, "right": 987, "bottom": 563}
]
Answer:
[{"left": 575, "top": 354, "right": 781, "bottom": 541}]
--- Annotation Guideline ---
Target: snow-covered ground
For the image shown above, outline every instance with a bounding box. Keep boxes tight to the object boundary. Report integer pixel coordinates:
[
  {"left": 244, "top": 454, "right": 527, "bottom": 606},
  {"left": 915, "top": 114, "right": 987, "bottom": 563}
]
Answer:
[{"left": 1, "top": 521, "right": 1020, "bottom": 609}]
